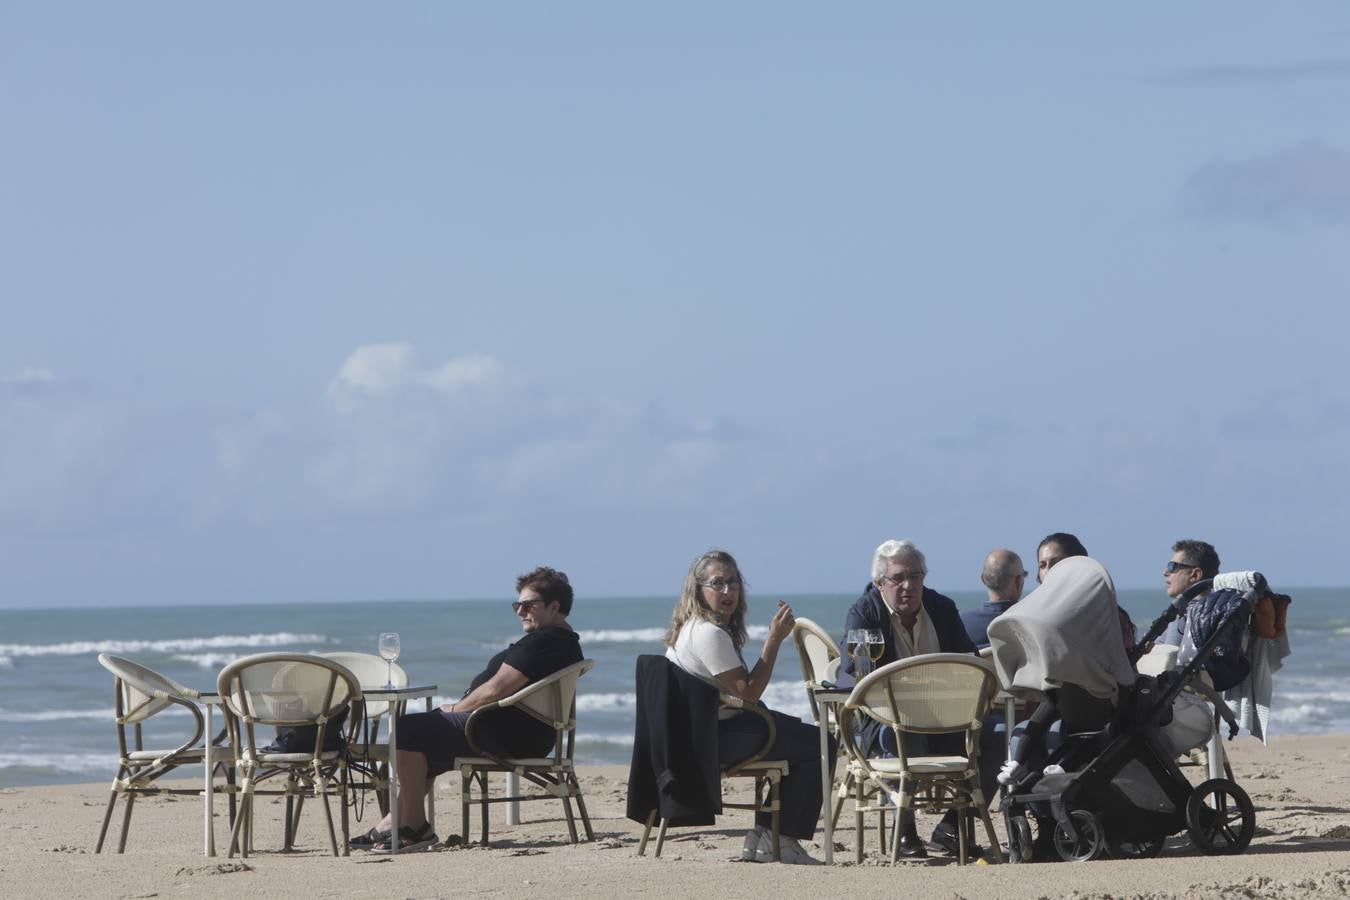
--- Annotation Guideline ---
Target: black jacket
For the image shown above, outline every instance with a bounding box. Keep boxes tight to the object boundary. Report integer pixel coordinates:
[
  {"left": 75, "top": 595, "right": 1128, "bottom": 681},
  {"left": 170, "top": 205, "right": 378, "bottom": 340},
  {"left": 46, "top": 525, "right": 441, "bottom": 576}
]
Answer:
[
  {"left": 842, "top": 584, "right": 977, "bottom": 756},
  {"left": 625, "top": 655, "right": 723, "bottom": 827},
  {"left": 840, "top": 583, "right": 976, "bottom": 677}
]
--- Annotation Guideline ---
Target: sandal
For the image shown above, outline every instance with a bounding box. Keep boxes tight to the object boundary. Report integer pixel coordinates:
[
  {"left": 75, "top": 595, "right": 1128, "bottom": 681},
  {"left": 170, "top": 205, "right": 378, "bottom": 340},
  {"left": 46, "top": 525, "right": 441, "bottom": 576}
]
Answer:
[
  {"left": 350, "top": 826, "right": 391, "bottom": 850},
  {"left": 373, "top": 822, "right": 438, "bottom": 853}
]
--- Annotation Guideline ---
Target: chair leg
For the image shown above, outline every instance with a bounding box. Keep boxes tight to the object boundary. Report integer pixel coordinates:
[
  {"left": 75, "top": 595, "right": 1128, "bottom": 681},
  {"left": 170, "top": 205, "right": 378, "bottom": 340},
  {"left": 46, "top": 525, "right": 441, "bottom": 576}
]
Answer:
[
  {"left": 975, "top": 789, "right": 1004, "bottom": 863},
  {"left": 957, "top": 805, "right": 968, "bottom": 865},
  {"left": 94, "top": 786, "right": 120, "bottom": 854},
  {"left": 460, "top": 769, "right": 471, "bottom": 848},
  {"left": 571, "top": 774, "right": 594, "bottom": 842},
  {"left": 768, "top": 776, "right": 781, "bottom": 863},
  {"left": 561, "top": 796, "right": 579, "bottom": 844},
  {"left": 225, "top": 765, "right": 237, "bottom": 829},
  {"left": 854, "top": 776, "right": 865, "bottom": 864},
  {"left": 477, "top": 772, "right": 490, "bottom": 845},
  {"left": 228, "top": 785, "right": 250, "bottom": 859},
  {"left": 831, "top": 771, "right": 848, "bottom": 830},
  {"left": 320, "top": 779, "right": 339, "bottom": 858},
  {"left": 340, "top": 766, "right": 351, "bottom": 856},
  {"left": 877, "top": 803, "right": 886, "bottom": 854},
  {"left": 116, "top": 792, "right": 136, "bottom": 853},
  {"left": 290, "top": 791, "right": 306, "bottom": 849},
  {"left": 889, "top": 804, "right": 901, "bottom": 862},
  {"left": 283, "top": 776, "right": 296, "bottom": 851},
  {"left": 654, "top": 817, "right": 669, "bottom": 857},
  {"left": 637, "top": 810, "right": 656, "bottom": 856}
]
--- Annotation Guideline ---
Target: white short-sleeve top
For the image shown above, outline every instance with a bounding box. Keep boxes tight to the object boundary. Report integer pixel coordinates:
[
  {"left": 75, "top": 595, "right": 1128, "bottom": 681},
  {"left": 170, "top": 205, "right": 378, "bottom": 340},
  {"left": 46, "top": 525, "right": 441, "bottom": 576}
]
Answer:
[{"left": 665, "top": 618, "right": 744, "bottom": 680}]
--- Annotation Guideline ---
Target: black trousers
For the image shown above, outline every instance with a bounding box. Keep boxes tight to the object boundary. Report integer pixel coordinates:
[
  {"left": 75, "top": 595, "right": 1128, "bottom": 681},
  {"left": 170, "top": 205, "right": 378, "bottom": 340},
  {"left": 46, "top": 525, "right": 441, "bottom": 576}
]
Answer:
[{"left": 718, "top": 709, "right": 837, "bottom": 841}]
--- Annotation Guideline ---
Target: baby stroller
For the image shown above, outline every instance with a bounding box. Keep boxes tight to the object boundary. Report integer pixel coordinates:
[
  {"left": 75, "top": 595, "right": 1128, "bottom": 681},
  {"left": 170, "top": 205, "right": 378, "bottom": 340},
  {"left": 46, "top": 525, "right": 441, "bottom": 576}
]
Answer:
[{"left": 988, "top": 557, "right": 1258, "bottom": 862}]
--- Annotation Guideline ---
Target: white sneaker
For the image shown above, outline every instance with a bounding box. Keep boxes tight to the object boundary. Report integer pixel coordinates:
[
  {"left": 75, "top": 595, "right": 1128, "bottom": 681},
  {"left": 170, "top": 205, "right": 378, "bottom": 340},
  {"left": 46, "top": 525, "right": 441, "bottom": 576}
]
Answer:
[
  {"left": 1037, "top": 764, "right": 1072, "bottom": 792},
  {"left": 756, "top": 834, "right": 822, "bottom": 865},
  {"left": 740, "top": 826, "right": 768, "bottom": 861}
]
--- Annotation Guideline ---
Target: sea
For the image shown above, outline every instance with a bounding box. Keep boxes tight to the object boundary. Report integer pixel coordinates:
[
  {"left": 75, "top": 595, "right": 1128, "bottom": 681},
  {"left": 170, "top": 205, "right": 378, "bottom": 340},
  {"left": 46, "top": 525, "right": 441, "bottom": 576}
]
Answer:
[{"left": 2, "top": 587, "right": 1346, "bottom": 788}]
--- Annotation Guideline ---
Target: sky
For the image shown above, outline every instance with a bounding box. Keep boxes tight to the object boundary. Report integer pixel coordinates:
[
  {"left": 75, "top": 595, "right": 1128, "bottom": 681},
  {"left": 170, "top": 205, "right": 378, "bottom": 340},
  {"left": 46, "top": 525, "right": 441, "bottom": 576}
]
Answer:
[{"left": 3, "top": 4, "right": 1349, "bottom": 609}]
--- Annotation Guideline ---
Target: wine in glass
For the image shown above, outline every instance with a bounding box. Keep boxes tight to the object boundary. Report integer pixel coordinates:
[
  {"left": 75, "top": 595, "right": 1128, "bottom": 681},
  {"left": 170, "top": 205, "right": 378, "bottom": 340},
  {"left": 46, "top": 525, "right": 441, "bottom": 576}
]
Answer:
[
  {"left": 849, "top": 628, "right": 873, "bottom": 678},
  {"left": 866, "top": 629, "right": 886, "bottom": 665},
  {"left": 845, "top": 628, "right": 861, "bottom": 661},
  {"left": 378, "top": 632, "right": 400, "bottom": 689}
]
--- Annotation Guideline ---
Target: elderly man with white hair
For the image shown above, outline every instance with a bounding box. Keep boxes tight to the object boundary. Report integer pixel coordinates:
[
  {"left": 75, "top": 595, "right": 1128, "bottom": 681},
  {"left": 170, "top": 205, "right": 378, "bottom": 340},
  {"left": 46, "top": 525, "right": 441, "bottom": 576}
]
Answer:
[{"left": 840, "top": 539, "right": 980, "bottom": 858}]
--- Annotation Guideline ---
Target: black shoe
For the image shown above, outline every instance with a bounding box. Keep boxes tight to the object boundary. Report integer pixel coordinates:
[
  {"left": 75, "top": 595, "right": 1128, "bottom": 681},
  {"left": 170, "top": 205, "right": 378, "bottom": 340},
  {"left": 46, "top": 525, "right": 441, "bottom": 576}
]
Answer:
[
  {"left": 929, "top": 821, "right": 984, "bottom": 858},
  {"left": 372, "top": 822, "right": 438, "bottom": 853},
  {"left": 896, "top": 833, "right": 928, "bottom": 858},
  {"left": 350, "top": 826, "right": 390, "bottom": 850}
]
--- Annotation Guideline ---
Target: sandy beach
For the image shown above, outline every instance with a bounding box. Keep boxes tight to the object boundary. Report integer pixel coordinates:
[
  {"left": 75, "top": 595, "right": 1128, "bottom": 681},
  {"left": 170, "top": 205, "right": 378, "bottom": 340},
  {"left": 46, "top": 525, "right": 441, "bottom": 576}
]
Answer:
[{"left": 3, "top": 734, "right": 1348, "bottom": 899}]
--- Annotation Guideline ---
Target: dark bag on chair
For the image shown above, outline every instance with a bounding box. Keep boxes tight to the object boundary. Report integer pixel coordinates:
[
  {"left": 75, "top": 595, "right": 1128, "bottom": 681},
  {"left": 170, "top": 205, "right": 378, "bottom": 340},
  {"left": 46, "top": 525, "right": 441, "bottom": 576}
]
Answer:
[{"left": 265, "top": 705, "right": 350, "bottom": 753}]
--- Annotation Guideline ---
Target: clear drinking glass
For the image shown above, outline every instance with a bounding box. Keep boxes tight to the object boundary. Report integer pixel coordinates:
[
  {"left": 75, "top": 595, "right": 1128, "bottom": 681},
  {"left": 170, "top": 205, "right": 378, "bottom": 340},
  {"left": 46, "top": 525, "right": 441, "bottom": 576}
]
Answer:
[
  {"left": 866, "top": 629, "right": 886, "bottom": 667},
  {"left": 378, "top": 632, "right": 401, "bottom": 689},
  {"left": 848, "top": 628, "right": 871, "bottom": 678}
]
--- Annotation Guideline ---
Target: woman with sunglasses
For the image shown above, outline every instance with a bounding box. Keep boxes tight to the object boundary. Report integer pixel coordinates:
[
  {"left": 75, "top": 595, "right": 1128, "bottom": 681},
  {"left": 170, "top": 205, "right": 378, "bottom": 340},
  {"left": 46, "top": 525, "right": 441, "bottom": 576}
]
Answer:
[
  {"left": 352, "top": 566, "right": 583, "bottom": 852},
  {"left": 663, "top": 549, "right": 833, "bottom": 865}
]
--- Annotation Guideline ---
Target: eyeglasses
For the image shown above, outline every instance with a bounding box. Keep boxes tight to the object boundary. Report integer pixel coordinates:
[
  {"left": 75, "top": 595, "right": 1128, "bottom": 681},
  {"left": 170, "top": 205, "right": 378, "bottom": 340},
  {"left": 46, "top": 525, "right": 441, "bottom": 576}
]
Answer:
[
  {"left": 511, "top": 599, "right": 540, "bottom": 613},
  {"left": 1164, "top": 561, "right": 1199, "bottom": 575},
  {"left": 879, "top": 571, "right": 925, "bottom": 587},
  {"left": 699, "top": 578, "right": 743, "bottom": 593}
]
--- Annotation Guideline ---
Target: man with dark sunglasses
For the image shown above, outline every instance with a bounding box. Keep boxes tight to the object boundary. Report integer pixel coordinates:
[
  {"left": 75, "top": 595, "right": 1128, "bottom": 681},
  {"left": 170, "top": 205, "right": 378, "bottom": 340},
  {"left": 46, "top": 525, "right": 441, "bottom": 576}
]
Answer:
[
  {"left": 352, "top": 566, "right": 583, "bottom": 852},
  {"left": 1160, "top": 540, "right": 1221, "bottom": 645}
]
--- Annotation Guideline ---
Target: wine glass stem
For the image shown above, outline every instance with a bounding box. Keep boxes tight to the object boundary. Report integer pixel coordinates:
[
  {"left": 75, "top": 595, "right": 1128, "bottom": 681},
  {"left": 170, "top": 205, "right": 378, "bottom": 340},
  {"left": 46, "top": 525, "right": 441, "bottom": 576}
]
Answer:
[{"left": 386, "top": 659, "right": 393, "bottom": 689}]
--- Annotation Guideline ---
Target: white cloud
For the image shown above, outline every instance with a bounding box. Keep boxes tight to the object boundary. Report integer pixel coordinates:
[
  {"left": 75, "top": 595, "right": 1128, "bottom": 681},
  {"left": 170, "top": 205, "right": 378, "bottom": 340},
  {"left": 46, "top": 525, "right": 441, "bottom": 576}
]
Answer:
[
  {"left": 420, "top": 354, "right": 508, "bottom": 393},
  {"left": 4, "top": 367, "right": 55, "bottom": 384},
  {"left": 332, "top": 342, "right": 415, "bottom": 395}
]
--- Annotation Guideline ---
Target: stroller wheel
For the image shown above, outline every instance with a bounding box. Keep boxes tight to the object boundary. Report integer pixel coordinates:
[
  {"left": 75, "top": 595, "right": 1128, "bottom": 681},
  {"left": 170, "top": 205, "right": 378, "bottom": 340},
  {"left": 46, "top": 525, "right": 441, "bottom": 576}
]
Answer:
[
  {"left": 1052, "top": 810, "right": 1104, "bottom": 862},
  {"left": 1186, "top": 778, "right": 1255, "bottom": 855},
  {"left": 1008, "top": 815, "right": 1034, "bottom": 863},
  {"left": 1105, "top": 833, "right": 1165, "bottom": 859}
]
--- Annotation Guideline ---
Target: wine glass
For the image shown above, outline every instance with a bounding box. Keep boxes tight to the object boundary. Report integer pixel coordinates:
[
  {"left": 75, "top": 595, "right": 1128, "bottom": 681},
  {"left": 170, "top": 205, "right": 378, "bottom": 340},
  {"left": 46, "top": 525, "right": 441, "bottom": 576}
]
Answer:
[
  {"left": 378, "top": 632, "right": 400, "bottom": 689},
  {"left": 865, "top": 629, "right": 886, "bottom": 667},
  {"left": 848, "top": 628, "right": 872, "bottom": 678}
]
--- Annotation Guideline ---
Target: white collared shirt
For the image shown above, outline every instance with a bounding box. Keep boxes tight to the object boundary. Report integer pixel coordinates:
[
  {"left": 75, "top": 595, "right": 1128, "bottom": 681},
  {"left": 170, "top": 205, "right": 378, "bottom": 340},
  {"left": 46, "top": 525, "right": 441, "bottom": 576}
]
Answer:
[{"left": 891, "top": 603, "right": 940, "bottom": 659}]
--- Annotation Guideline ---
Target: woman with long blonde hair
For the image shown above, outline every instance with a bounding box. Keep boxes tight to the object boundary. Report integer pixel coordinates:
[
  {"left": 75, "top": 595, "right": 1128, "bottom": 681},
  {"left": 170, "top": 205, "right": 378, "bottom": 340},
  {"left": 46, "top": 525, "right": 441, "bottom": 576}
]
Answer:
[{"left": 663, "top": 549, "right": 834, "bottom": 865}]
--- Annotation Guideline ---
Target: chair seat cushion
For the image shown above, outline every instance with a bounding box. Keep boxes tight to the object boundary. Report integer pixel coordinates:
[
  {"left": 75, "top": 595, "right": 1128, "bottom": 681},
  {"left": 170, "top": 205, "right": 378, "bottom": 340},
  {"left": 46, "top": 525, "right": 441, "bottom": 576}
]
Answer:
[
  {"left": 253, "top": 750, "right": 343, "bottom": 764},
  {"left": 866, "top": 755, "right": 970, "bottom": 775},
  {"left": 127, "top": 747, "right": 208, "bottom": 762}
]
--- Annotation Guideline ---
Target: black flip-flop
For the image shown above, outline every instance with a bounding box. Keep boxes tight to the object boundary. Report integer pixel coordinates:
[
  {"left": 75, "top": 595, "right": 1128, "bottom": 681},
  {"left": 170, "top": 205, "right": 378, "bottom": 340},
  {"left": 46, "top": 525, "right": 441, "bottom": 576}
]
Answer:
[
  {"left": 350, "top": 826, "right": 391, "bottom": 850},
  {"left": 372, "top": 823, "right": 438, "bottom": 853}
]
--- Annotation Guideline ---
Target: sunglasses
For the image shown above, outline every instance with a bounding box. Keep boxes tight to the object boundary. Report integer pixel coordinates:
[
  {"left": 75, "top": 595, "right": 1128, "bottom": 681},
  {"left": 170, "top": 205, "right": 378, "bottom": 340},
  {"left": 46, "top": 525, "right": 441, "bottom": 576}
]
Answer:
[
  {"left": 1164, "top": 561, "right": 1200, "bottom": 575},
  {"left": 512, "top": 599, "right": 543, "bottom": 613}
]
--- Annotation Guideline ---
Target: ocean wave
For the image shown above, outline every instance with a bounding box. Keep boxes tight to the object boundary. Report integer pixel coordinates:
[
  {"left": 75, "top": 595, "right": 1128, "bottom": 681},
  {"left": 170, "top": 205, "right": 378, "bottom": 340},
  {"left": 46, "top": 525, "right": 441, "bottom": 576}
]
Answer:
[
  {"left": 1278, "top": 690, "right": 1350, "bottom": 704},
  {"left": 0, "top": 707, "right": 110, "bottom": 723},
  {"left": 0, "top": 656, "right": 12, "bottom": 670},
  {"left": 170, "top": 652, "right": 246, "bottom": 669},
  {"left": 574, "top": 627, "right": 666, "bottom": 644},
  {"left": 1269, "top": 702, "right": 1350, "bottom": 733},
  {"left": 0, "top": 633, "right": 332, "bottom": 658},
  {"left": 575, "top": 733, "right": 635, "bottom": 746},
  {"left": 0, "top": 752, "right": 115, "bottom": 775},
  {"left": 575, "top": 692, "right": 636, "bottom": 713}
]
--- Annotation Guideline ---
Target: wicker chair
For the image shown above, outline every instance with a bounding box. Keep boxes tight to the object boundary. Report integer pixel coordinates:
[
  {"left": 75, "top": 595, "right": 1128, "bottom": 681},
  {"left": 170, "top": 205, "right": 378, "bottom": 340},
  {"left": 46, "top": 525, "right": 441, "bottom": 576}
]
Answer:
[{"left": 94, "top": 654, "right": 235, "bottom": 853}]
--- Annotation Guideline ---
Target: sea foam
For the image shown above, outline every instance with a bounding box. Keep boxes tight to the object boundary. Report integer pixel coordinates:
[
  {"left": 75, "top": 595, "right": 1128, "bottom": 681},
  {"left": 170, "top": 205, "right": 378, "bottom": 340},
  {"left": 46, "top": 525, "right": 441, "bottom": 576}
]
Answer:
[{"left": 0, "top": 632, "right": 332, "bottom": 658}]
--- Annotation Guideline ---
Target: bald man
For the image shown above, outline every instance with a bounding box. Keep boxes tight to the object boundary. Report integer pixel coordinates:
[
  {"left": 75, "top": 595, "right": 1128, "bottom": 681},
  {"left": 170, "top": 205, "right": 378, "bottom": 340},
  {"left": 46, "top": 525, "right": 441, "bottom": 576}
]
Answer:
[{"left": 961, "top": 548, "right": 1028, "bottom": 649}]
